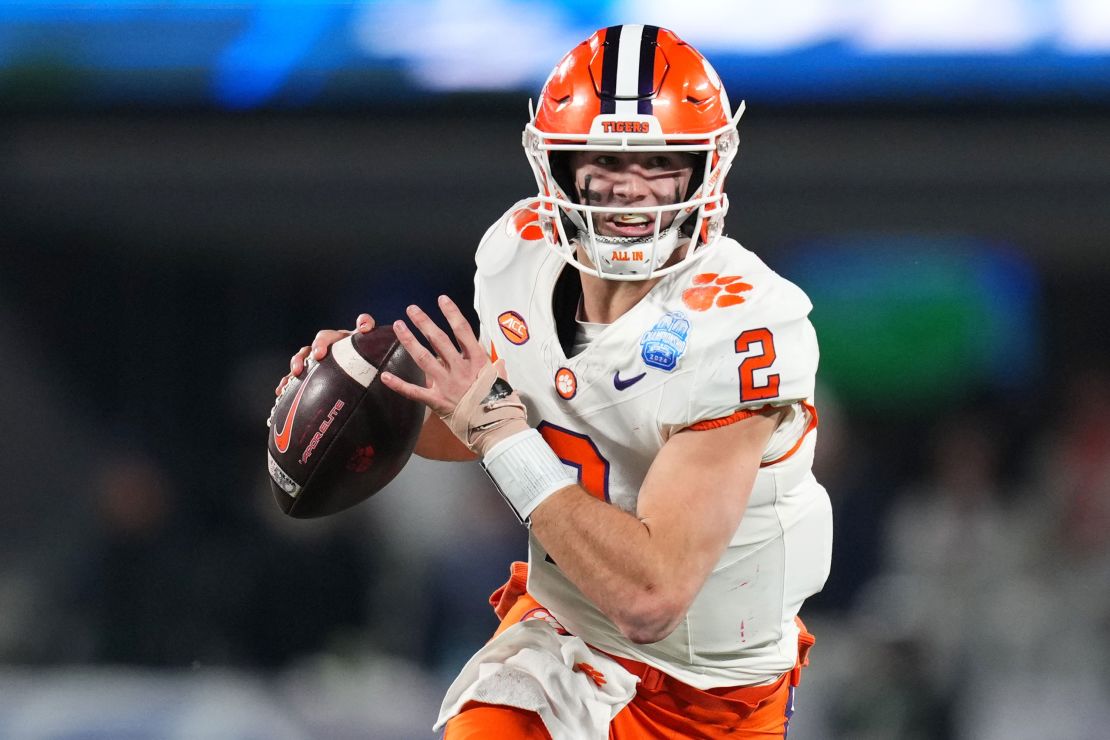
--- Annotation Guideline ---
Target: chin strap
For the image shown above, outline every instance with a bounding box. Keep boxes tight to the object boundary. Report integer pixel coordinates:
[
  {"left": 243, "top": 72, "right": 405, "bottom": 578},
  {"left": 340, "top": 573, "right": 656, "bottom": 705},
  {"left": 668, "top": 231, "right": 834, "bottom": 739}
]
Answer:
[
  {"left": 576, "top": 225, "right": 678, "bottom": 246},
  {"left": 440, "top": 361, "right": 576, "bottom": 524}
]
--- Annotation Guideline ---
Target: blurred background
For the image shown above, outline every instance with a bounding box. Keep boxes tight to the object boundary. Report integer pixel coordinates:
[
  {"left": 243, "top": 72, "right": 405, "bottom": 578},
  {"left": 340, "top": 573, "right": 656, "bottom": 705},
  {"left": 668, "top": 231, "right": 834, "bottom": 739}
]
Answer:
[{"left": 1, "top": 1, "right": 1109, "bottom": 738}]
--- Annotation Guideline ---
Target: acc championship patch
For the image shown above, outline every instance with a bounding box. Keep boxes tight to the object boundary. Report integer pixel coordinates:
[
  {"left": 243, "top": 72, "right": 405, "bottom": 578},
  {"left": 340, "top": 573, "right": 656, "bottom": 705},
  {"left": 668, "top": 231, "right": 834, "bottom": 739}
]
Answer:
[
  {"left": 640, "top": 311, "right": 690, "bottom": 372},
  {"left": 498, "top": 310, "right": 529, "bottom": 345}
]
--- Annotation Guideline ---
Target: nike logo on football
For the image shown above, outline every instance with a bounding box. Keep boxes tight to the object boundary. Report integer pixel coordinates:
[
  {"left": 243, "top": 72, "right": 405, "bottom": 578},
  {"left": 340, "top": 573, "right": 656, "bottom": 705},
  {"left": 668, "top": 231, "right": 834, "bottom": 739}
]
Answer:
[
  {"left": 613, "top": 370, "right": 647, "bottom": 391},
  {"left": 274, "top": 377, "right": 309, "bottom": 454}
]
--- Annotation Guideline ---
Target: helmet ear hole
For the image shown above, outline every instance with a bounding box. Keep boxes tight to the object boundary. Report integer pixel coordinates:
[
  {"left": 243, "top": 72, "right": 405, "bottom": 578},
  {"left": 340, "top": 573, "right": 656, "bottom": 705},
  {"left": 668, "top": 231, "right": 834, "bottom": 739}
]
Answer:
[
  {"left": 548, "top": 152, "right": 577, "bottom": 202},
  {"left": 677, "top": 152, "right": 709, "bottom": 238},
  {"left": 559, "top": 210, "right": 578, "bottom": 239},
  {"left": 684, "top": 152, "right": 708, "bottom": 200},
  {"left": 544, "top": 151, "right": 584, "bottom": 236}
]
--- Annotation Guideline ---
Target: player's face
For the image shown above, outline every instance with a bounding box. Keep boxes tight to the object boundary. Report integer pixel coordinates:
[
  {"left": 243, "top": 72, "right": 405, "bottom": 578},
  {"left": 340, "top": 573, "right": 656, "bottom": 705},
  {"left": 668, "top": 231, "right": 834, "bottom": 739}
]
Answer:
[{"left": 568, "top": 151, "right": 697, "bottom": 238}]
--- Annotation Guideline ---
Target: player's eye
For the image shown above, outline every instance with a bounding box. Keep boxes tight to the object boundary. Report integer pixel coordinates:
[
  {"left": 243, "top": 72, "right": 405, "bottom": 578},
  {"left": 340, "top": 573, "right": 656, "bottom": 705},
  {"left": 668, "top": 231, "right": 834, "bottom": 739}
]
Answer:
[
  {"left": 594, "top": 155, "right": 619, "bottom": 167},
  {"left": 646, "top": 155, "right": 672, "bottom": 169}
]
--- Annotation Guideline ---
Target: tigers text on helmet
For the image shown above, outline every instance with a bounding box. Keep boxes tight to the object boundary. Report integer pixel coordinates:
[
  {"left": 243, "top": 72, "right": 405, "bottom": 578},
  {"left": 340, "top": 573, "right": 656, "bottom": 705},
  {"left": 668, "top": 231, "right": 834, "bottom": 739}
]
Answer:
[{"left": 523, "top": 25, "right": 744, "bottom": 281}]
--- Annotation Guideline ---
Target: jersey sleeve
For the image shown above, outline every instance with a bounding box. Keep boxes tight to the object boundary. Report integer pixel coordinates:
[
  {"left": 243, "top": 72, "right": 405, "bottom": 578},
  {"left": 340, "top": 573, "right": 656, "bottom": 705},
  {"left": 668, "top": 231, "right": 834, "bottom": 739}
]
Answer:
[
  {"left": 474, "top": 267, "right": 491, "bottom": 354},
  {"left": 474, "top": 203, "right": 535, "bottom": 362},
  {"left": 683, "top": 277, "right": 819, "bottom": 430},
  {"left": 473, "top": 211, "right": 509, "bottom": 352}
]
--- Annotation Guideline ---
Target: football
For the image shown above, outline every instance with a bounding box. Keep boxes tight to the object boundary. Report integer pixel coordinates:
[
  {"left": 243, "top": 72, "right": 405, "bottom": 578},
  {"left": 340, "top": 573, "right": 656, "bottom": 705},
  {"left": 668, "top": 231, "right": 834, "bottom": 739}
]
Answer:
[{"left": 266, "top": 327, "right": 425, "bottom": 518}]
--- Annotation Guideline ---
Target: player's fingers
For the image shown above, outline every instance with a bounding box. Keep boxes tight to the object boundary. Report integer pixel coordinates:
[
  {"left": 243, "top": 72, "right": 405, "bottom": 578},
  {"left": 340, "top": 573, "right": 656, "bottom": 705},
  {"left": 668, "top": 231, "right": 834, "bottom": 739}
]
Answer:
[
  {"left": 290, "top": 346, "right": 311, "bottom": 376},
  {"left": 355, "top": 313, "right": 375, "bottom": 333},
  {"left": 310, "top": 328, "right": 351, "bottom": 361},
  {"left": 437, "top": 295, "right": 484, "bottom": 360},
  {"left": 405, "top": 304, "right": 460, "bottom": 364},
  {"left": 380, "top": 371, "right": 448, "bottom": 414},
  {"left": 392, "top": 319, "right": 447, "bottom": 384}
]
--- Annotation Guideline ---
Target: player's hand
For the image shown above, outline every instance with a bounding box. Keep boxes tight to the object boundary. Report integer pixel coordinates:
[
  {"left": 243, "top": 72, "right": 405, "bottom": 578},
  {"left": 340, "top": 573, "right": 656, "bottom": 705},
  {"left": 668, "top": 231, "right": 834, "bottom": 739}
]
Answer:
[
  {"left": 274, "top": 313, "right": 375, "bottom": 395},
  {"left": 379, "top": 296, "right": 486, "bottom": 415},
  {"left": 380, "top": 296, "right": 529, "bottom": 456}
]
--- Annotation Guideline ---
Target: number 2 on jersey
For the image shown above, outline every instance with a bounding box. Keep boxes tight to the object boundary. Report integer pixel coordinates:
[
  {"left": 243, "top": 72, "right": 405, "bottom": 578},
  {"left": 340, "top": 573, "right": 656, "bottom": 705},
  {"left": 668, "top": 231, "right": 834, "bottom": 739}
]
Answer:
[
  {"left": 537, "top": 422, "right": 610, "bottom": 502},
  {"left": 735, "top": 328, "right": 780, "bottom": 402}
]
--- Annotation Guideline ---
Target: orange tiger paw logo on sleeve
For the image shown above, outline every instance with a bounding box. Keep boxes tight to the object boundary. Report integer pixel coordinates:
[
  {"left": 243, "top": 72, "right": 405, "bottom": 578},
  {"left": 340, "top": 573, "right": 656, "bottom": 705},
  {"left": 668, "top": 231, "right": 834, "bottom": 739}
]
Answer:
[
  {"left": 508, "top": 202, "right": 544, "bottom": 241},
  {"left": 682, "top": 273, "right": 753, "bottom": 311}
]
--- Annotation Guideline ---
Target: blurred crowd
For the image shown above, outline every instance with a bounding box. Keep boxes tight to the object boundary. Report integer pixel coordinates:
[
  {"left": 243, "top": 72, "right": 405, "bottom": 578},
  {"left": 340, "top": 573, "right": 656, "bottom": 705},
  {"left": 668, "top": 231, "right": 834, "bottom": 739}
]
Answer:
[{"left": 796, "top": 368, "right": 1110, "bottom": 739}]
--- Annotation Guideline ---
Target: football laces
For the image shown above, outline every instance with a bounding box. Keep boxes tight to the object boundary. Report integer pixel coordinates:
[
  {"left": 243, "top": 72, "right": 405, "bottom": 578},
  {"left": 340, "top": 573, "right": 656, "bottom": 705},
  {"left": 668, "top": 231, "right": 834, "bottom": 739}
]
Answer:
[{"left": 267, "top": 354, "right": 317, "bottom": 428}]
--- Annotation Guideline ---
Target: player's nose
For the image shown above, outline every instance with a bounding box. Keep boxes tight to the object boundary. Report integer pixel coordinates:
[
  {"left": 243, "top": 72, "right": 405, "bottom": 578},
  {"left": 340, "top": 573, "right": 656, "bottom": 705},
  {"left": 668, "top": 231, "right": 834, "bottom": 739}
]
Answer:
[{"left": 610, "top": 170, "right": 648, "bottom": 202}]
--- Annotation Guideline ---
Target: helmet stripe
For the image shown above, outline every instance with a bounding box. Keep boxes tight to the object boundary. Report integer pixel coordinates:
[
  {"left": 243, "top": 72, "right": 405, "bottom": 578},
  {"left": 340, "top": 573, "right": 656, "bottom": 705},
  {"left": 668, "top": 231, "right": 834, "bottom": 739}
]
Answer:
[
  {"left": 598, "top": 25, "right": 622, "bottom": 114},
  {"left": 613, "top": 24, "right": 644, "bottom": 116},
  {"left": 637, "top": 26, "right": 660, "bottom": 115}
]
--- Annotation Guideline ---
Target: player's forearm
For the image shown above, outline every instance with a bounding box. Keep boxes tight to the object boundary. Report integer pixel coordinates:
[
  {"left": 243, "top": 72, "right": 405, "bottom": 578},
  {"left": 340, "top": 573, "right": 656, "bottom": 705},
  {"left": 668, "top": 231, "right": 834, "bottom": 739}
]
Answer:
[{"left": 529, "top": 487, "right": 689, "bottom": 644}]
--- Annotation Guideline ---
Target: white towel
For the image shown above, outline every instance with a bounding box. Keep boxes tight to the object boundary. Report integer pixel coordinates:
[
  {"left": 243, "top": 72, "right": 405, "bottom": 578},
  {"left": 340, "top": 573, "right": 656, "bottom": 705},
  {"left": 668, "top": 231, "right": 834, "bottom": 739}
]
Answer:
[{"left": 434, "top": 620, "right": 639, "bottom": 740}]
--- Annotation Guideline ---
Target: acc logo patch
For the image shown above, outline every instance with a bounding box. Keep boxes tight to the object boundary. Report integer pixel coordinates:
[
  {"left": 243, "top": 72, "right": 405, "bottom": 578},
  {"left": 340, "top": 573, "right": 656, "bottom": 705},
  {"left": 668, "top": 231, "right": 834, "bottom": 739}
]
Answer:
[
  {"left": 497, "top": 310, "right": 529, "bottom": 345},
  {"left": 554, "top": 367, "right": 577, "bottom": 399},
  {"left": 640, "top": 311, "right": 690, "bottom": 372}
]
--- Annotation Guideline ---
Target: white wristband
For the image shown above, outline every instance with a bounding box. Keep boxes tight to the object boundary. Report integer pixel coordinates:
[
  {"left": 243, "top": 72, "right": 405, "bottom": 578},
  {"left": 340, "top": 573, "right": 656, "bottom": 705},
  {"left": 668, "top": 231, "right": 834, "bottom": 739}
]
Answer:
[{"left": 481, "top": 429, "right": 576, "bottom": 524}]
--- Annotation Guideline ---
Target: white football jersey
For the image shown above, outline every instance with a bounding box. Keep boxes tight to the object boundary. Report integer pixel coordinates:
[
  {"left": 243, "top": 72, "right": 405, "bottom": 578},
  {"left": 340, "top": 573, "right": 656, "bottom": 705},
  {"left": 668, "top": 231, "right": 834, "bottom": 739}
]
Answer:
[{"left": 474, "top": 201, "right": 833, "bottom": 689}]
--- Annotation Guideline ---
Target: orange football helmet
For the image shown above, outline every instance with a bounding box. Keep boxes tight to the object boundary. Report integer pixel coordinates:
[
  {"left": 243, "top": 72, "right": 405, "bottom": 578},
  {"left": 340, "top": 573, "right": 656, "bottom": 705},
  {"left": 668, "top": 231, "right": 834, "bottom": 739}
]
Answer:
[{"left": 523, "top": 25, "right": 744, "bottom": 280}]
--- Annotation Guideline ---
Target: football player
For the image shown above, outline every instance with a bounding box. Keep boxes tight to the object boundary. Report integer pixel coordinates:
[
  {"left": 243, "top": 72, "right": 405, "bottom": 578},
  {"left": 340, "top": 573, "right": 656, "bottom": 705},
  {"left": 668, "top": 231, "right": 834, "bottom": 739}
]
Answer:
[{"left": 279, "top": 25, "right": 832, "bottom": 739}]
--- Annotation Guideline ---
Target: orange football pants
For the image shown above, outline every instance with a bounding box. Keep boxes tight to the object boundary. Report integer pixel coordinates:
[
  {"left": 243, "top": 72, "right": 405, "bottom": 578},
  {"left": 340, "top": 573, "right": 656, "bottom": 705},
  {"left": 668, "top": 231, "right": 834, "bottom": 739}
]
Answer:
[{"left": 443, "top": 562, "right": 815, "bottom": 739}]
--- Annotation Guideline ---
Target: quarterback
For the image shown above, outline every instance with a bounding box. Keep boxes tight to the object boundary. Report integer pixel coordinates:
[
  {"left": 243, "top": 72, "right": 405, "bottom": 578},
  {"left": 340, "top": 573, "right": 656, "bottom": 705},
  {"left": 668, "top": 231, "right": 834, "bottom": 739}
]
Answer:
[{"left": 280, "top": 25, "right": 832, "bottom": 739}]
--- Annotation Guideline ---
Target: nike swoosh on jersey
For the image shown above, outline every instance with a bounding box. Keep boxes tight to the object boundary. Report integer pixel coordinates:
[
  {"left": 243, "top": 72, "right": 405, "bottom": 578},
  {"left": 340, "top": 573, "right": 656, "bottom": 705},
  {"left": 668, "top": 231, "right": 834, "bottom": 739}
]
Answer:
[
  {"left": 274, "top": 377, "right": 309, "bottom": 453},
  {"left": 613, "top": 370, "right": 647, "bottom": 391}
]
